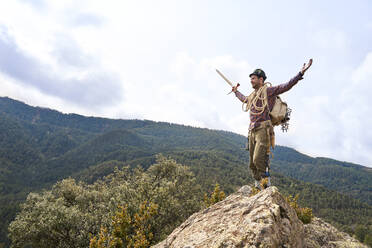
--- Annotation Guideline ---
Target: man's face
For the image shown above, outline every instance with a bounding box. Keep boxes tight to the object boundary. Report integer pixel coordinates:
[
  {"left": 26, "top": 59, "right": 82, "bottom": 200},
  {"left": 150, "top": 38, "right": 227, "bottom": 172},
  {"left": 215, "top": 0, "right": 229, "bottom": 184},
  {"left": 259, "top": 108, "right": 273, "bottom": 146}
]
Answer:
[{"left": 250, "top": 75, "right": 263, "bottom": 89}]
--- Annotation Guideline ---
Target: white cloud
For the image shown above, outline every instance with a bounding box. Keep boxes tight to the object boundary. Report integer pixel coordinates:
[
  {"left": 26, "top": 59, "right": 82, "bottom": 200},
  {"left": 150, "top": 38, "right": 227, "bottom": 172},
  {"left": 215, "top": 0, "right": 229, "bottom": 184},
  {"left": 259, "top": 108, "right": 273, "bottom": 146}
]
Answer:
[
  {"left": 0, "top": 74, "right": 92, "bottom": 116},
  {"left": 311, "top": 29, "right": 349, "bottom": 51},
  {"left": 276, "top": 52, "right": 372, "bottom": 166},
  {"left": 19, "top": 0, "right": 46, "bottom": 9},
  {"left": 277, "top": 94, "right": 339, "bottom": 157},
  {"left": 367, "top": 21, "right": 372, "bottom": 30},
  {"left": 336, "top": 52, "right": 372, "bottom": 165},
  {"left": 120, "top": 52, "right": 254, "bottom": 132},
  {"left": 0, "top": 29, "right": 123, "bottom": 108}
]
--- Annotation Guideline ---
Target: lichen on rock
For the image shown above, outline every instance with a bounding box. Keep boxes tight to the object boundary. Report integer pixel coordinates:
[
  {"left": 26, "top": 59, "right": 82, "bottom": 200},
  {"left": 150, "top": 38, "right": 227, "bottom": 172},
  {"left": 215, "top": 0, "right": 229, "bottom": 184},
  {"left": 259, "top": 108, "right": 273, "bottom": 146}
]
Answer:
[
  {"left": 153, "top": 185, "right": 367, "bottom": 248},
  {"left": 153, "top": 186, "right": 304, "bottom": 247}
]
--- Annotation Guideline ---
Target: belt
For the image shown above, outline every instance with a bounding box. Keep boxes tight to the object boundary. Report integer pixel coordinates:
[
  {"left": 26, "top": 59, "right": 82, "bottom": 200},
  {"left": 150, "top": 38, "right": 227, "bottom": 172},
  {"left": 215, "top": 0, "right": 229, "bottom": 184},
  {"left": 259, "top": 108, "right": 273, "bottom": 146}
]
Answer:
[{"left": 251, "top": 120, "right": 272, "bottom": 132}]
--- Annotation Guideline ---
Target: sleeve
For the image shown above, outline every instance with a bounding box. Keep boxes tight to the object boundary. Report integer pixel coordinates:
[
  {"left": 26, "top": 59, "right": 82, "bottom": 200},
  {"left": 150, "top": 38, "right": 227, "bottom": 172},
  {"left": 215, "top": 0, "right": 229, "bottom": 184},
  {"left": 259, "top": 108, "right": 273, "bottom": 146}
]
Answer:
[
  {"left": 234, "top": 90, "right": 248, "bottom": 103},
  {"left": 267, "top": 72, "right": 304, "bottom": 96}
]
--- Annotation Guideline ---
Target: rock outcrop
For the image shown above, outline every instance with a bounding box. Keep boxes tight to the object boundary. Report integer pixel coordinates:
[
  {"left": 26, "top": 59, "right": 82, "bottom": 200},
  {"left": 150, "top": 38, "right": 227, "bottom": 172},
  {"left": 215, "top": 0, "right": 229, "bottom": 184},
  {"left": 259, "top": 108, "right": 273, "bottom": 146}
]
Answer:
[
  {"left": 153, "top": 186, "right": 366, "bottom": 248},
  {"left": 304, "top": 217, "right": 366, "bottom": 248}
]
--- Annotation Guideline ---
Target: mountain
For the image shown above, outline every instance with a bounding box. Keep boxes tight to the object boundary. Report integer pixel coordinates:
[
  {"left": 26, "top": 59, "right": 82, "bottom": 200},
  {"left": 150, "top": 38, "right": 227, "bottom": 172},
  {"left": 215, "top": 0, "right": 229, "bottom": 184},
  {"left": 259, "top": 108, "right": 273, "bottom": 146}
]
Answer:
[
  {"left": 0, "top": 96, "right": 371, "bottom": 246},
  {"left": 272, "top": 146, "right": 372, "bottom": 205}
]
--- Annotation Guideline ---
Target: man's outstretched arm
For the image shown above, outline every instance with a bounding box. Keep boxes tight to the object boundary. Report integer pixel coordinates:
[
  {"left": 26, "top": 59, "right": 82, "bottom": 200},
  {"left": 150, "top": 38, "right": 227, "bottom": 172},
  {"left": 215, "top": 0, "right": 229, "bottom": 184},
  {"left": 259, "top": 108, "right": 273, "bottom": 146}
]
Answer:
[
  {"left": 234, "top": 90, "right": 247, "bottom": 103},
  {"left": 268, "top": 59, "right": 313, "bottom": 96}
]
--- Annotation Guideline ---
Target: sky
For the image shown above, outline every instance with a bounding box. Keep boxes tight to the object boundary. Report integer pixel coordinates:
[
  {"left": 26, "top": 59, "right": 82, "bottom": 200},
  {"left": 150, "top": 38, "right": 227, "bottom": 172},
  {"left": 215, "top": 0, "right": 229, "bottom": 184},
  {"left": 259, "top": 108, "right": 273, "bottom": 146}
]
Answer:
[{"left": 0, "top": 0, "right": 372, "bottom": 167}]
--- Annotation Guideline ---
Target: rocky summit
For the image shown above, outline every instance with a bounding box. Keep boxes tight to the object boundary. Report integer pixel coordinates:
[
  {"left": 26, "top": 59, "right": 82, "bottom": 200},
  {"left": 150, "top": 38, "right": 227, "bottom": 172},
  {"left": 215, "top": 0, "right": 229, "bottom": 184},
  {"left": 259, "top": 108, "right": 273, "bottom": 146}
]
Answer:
[{"left": 153, "top": 186, "right": 366, "bottom": 248}]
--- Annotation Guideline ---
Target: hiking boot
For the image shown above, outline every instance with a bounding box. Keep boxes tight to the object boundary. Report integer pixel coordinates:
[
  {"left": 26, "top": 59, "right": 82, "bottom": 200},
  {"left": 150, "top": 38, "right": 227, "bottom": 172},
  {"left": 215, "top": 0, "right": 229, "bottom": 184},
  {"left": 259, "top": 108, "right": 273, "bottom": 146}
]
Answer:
[
  {"left": 263, "top": 168, "right": 271, "bottom": 188},
  {"left": 260, "top": 177, "right": 270, "bottom": 189}
]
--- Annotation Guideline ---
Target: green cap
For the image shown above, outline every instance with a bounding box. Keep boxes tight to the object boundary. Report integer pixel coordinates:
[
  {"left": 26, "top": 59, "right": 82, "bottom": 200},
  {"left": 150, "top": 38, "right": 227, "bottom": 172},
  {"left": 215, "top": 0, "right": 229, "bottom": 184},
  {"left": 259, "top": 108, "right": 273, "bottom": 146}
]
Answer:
[{"left": 249, "top": 69, "right": 266, "bottom": 81}]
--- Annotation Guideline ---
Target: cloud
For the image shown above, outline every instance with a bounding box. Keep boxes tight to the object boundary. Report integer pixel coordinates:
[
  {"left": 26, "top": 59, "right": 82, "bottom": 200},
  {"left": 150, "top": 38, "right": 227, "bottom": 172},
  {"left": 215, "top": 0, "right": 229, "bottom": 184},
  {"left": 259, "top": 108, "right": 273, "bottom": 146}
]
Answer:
[
  {"left": 310, "top": 29, "right": 349, "bottom": 51},
  {"left": 19, "top": 0, "right": 46, "bottom": 10},
  {"left": 0, "top": 73, "right": 98, "bottom": 117},
  {"left": 0, "top": 28, "right": 123, "bottom": 108},
  {"left": 368, "top": 21, "right": 372, "bottom": 30},
  {"left": 278, "top": 94, "right": 340, "bottom": 157},
  {"left": 72, "top": 12, "right": 105, "bottom": 27},
  {"left": 0, "top": 0, "right": 371, "bottom": 168},
  {"left": 123, "top": 53, "right": 254, "bottom": 133},
  {"left": 280, "top": 52, "right": 372, "bottom": 166},
  {"left": 337, "top": 52, "right": 372, "bottom": 165},
  {"left": 52, "top": 34, "right": 94, "bottom": 67}
]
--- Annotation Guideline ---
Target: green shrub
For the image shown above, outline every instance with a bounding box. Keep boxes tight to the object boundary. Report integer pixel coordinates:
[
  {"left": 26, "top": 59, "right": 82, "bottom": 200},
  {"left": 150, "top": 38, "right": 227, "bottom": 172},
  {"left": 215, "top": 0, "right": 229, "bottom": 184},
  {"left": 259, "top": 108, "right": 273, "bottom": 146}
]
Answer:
[
  {"left": 203, "top": 183, "right": 226, "bottom": 208},
  {"left": 285, "top": 194, "right": 313, "bottom": 224},
  {"left": 8, "top": 155, "right": 202, "bottom": 248},
  {"left": 90, "top": 201, "right": 158, "bottom": 248},
  {"left": 364, "top": 233, "right": 372, "bottom": 247},
  {"left": 249, "top": 186, "right": 260, "bottom": 197}
]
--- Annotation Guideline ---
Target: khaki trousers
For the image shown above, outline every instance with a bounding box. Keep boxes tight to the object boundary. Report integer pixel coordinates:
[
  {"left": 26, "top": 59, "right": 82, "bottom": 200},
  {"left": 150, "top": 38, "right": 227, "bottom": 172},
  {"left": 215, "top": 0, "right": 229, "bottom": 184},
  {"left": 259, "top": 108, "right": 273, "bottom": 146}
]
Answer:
[{"left": 249, "top": 122, "right": 272, "bottom": 181}]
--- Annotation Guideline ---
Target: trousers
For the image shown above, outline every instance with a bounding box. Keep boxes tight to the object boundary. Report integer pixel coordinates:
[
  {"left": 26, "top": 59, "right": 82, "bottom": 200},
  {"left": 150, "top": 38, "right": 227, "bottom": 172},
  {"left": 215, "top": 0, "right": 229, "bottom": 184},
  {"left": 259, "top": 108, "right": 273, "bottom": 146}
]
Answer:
[{"left": 248, "top": 121, "right": 273, "bottom": 181}]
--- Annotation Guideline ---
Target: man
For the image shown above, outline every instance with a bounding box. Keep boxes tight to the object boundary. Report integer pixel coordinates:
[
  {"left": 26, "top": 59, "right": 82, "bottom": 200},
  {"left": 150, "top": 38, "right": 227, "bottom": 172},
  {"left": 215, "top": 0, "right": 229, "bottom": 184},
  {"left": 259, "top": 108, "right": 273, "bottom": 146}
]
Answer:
[{"left": 232, "top": 59, "right": 313, "bottom": 189}]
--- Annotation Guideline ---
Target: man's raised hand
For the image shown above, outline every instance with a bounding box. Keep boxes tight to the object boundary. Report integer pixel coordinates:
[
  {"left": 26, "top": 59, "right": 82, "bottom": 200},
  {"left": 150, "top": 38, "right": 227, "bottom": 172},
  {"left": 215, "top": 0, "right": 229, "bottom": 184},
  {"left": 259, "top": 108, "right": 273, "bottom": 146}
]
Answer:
[
  {"left": 232, "top": 85, "right": 239, "bottom": 93},
  {"left": 301, "top": 58, "right": 313, "bottom": 75}
]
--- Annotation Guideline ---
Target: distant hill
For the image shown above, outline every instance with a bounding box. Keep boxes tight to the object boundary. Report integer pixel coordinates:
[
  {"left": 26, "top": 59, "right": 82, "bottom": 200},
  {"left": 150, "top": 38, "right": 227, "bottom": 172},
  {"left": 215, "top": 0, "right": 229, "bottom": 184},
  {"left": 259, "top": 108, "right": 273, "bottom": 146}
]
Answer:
[{"left": 0, "top": 96, "right": 371, "bottom": 246}]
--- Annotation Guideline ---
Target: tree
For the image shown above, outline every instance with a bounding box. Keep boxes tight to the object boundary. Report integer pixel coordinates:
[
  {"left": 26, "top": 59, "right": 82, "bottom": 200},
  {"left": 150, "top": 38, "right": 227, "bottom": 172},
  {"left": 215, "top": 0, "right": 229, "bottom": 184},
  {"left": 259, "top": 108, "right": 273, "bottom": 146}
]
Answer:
[
  {"left": 355, "top": 225, "right": 368, "bottom": 243},
  {"left": 364, "top": 233, "right": 372, "bottom": 247},
  {"left": 90, "top": 202, "right": 158, "bottom": 248},
  {"left": 203, "top": 183, "right": 226, "bottom": 208},
  {"left": 8, "top": 155, "right": 202, "bottom": 248},
  {"left": 8, "top": 179, "right": 111, "bottom": 248}
]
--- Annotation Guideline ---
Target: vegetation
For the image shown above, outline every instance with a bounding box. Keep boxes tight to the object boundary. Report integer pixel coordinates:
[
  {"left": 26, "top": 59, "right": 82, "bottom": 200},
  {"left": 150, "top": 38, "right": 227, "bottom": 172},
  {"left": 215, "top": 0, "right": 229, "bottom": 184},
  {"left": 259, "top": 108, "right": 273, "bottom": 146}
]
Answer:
[
  {"left": 0, "top": 97, "right": 371, "bottom": 246},
  {"left": 203, "top": 183, "right": 226, "bottom": 208},
  {"left": 285, "top": 194, "right": 313, "bottom": 224},
  {"left": 354, "top": 225, "right": 372, "bottom": 246},
  {"left": 363, "top": 232, "right": 372, "bottom": 247},
  {"left": 8, "top": 155, "right": 202, "bottom": 248},
  {"left": 249, "top": 186, "right": 261, "bottom": 197},
  {"left": 272, "top": 150, "right": 372, "bottom": 205},
  {"left": 90, "top": 202, "right": 158, "bottom": 248}
]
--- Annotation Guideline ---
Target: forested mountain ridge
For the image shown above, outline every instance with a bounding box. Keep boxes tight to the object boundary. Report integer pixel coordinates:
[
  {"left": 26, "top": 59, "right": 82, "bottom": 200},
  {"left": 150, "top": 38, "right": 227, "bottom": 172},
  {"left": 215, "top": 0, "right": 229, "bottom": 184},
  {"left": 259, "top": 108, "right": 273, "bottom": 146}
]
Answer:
[
  {"left": 0, "top": 96, "right": 370, "bottom": 202},
  {"left": 0, "top": 97, "right": 153, "bottom": 133},
  {"left": 0, "top": 96, "right": 371, "bottom": 246}
]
